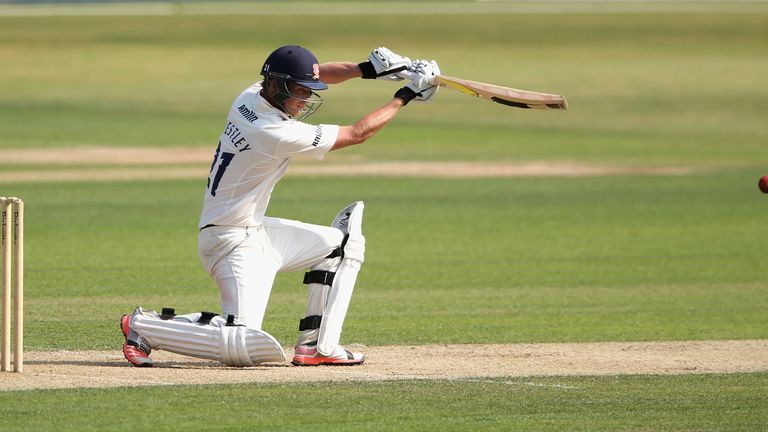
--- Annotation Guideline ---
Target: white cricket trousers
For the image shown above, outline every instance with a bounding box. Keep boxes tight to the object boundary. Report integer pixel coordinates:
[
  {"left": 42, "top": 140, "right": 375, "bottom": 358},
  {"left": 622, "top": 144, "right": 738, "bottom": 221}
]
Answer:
[{"left": 198, "top": 217, "right": 344, "bottom": 330}]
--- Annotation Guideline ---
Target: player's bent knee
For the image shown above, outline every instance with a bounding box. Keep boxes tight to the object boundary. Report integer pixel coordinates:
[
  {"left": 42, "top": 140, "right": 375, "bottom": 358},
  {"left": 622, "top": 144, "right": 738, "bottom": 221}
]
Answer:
[{"left": 220, "top": 324, "right": 286, "bottom": 366}]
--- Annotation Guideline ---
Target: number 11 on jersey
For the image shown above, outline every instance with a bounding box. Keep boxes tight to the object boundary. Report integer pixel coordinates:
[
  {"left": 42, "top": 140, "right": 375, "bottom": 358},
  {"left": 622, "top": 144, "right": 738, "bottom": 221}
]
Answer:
[{"left": 207, "top": 142, "right": 235, "bottom": 197}]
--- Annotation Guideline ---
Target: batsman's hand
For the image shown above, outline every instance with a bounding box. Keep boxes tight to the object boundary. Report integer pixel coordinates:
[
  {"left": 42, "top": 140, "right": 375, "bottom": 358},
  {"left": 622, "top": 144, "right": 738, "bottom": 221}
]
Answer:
[
  {"left": 399, "top": 59, "right": 440, "bottom": 103},
  {"left": 359, "top": 47, "right": 412, "bottom": 80}
]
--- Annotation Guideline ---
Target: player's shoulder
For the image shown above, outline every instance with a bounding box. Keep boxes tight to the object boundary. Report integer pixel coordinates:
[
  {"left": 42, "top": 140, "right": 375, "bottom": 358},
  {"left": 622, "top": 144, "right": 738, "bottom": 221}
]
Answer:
[{"left": 230, "top": 83, "right": 287, "bottom": 126}]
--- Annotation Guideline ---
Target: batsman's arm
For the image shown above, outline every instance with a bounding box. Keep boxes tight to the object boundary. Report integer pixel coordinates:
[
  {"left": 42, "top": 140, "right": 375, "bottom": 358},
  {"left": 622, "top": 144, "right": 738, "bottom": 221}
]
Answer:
[
  {"left": 320, "top": 45, "right": 411, "bottom": 84},
  {"left": 319, "top": 62, "right": 363, "bottom": 84},
  {"left": 332, "top": 98, "right": 405, "bottom": 151}
]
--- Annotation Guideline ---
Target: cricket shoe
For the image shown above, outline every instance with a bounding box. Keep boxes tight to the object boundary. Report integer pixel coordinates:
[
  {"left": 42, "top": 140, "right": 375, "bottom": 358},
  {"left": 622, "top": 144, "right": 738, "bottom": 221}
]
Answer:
[
  {"left": 291, "top": 344, "right": 365, "bottom": 366},
  {"left": 120, "top": 307, "right": 154, "bottom": 367}
]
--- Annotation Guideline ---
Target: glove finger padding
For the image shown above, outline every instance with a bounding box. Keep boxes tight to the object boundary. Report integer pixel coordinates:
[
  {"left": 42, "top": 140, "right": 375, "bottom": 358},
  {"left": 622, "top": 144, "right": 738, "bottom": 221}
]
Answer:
[
  {"left": 403, "top": 59, "right": 441, "bottom": 103},
  {"left": 414, "top": 85, "right": 439, "bottom": 103},
  {"left": 366, "top": 46, "right": 411, "bottom": 81}
]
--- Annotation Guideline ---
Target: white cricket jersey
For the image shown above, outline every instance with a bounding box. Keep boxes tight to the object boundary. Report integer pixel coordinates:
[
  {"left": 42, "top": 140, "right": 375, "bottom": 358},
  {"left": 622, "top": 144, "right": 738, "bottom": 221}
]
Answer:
[{"left": 198, "top": 82, "right": 339, "bottom": 228}]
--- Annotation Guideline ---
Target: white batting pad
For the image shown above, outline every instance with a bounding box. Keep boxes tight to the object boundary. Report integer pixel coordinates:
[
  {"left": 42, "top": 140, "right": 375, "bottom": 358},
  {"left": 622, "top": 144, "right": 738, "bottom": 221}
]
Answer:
[
  {"left": 317, "top": 201, "right": 365, "bottom": 356},
  {"left": 133, "top": 311, "right": 286, "bottom": 366}
]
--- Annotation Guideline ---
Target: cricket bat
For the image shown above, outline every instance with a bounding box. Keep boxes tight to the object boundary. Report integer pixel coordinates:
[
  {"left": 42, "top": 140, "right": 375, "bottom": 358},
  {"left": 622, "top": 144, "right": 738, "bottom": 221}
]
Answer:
[{"left": 434, "top": 74, "right": 568, "bottom": 110}]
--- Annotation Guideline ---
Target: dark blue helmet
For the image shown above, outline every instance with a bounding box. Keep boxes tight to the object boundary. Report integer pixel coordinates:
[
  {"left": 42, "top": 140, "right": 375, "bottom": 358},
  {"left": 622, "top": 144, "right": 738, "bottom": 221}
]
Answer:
[{"left": 261, "top": 45, "right": 327, "bottom": 91}]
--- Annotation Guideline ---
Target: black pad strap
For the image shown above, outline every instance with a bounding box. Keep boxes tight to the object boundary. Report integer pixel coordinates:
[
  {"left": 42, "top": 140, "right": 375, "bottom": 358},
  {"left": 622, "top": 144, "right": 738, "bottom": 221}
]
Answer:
[
  {"left": 325, "top": 247, "right": 343, "bottom": 259},
  {"left": 299, "top": 315, "right": 322, "bottom": 331},
  {"left": 160, "top": 307, "right": 176, "bottom": 320},
  {"left": 197, "top": 311, "right": 218, "bottom": 325},
  {"left": 325, "top": 234, "right": 349, "bottom": 259},
  {"left": 303, "top": 270, "right": 335, "bottom": 286}
]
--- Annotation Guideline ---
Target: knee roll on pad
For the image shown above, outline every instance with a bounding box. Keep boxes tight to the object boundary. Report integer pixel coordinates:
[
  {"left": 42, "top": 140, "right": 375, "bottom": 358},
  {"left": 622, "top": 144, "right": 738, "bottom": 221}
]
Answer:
[
  {"left": 132, "top": 310, "right": 286, "bottom": 366},
  {"left": 219, "top": 324, "right": 286, "bottom": 366}
]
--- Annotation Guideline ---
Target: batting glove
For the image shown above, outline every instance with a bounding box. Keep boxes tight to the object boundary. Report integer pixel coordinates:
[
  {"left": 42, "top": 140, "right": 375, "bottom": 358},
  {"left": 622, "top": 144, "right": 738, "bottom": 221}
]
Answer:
[
  {"left": 359, "top": 47, "right": 412, "bottom": 80},
  {"left": 396, "top": 59, "right": 440, "bottom": 104}
]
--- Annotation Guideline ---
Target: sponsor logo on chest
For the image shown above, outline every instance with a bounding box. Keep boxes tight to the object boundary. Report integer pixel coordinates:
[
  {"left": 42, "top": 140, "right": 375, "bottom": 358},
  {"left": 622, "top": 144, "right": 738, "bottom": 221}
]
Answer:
[{"left": 238, "top": 104, "right": 259, "bottom": 122}]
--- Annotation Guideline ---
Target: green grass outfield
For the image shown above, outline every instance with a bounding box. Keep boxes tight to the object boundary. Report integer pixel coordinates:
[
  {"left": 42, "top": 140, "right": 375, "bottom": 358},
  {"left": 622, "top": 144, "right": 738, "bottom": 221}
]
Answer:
[{"left": 1, "top": 2, "right": 767, "bottom": 430}]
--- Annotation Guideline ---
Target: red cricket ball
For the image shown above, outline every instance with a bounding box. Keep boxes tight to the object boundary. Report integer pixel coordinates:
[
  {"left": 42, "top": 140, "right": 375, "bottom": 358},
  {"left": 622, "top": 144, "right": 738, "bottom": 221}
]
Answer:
[{"left": 759, "top": 176, "right": 768, "bottom": 194}]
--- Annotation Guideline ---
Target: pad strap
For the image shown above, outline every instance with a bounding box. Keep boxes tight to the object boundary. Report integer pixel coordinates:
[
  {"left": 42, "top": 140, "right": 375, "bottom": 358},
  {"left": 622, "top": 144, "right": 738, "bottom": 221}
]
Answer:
[
  {"left": 325, "top": 247, "right": 343, "bottom": 259},
  {"left": 226, "top": 314, "right": 242, "bottom": 326},
  {"left": 299, "top": 315, "right": 322, "bottom": 331},
  {"left": 160, "top": 308, "right": 176, "bottom": 320},
  {"left": 324, "top": 235, "right": 349, "bottom": 259},
  {"left": 303, "top": 270, "right": 335, "bottom": 286},
  {"left": 197, "top": 311, "right": 218, "bottom": 325}
]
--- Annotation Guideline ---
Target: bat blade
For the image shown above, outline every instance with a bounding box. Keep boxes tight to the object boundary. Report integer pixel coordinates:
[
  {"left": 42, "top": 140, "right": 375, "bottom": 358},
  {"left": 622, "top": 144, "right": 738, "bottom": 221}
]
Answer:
[{"left": 434, "top": 74, "right": 568, "bottom": 110}]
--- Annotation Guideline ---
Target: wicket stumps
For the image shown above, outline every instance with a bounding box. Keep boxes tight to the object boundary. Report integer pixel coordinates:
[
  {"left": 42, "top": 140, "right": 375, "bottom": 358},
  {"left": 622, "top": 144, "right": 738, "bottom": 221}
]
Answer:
[{"left": 1, "top": 197, "right": 23, "bottom": 373}]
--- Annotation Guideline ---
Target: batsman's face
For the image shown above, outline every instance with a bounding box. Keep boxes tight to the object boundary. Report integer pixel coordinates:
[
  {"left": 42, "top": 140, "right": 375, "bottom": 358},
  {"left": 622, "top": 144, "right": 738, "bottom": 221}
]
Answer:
[
  {"left": 263, "top": 77, "right": 323, "bottom": 120},
  {"left": 283, "top": 82, "right": 312, "bottom": 116}
]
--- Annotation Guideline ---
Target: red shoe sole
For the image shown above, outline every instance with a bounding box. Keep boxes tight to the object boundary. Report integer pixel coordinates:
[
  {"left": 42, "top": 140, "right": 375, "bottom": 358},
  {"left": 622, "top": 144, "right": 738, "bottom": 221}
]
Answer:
[
  {"left": 291, "top": 356, "right": 365, "bottom": 366},
  {"left": 122, "top": 344, "right": 153, "bottom": 367}
]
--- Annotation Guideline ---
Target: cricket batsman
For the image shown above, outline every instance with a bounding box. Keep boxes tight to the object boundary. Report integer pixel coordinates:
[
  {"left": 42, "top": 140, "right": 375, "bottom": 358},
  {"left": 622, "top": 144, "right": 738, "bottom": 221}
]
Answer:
[{"left": 120, "top": 46, "right": 439, "bottom": 367}]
